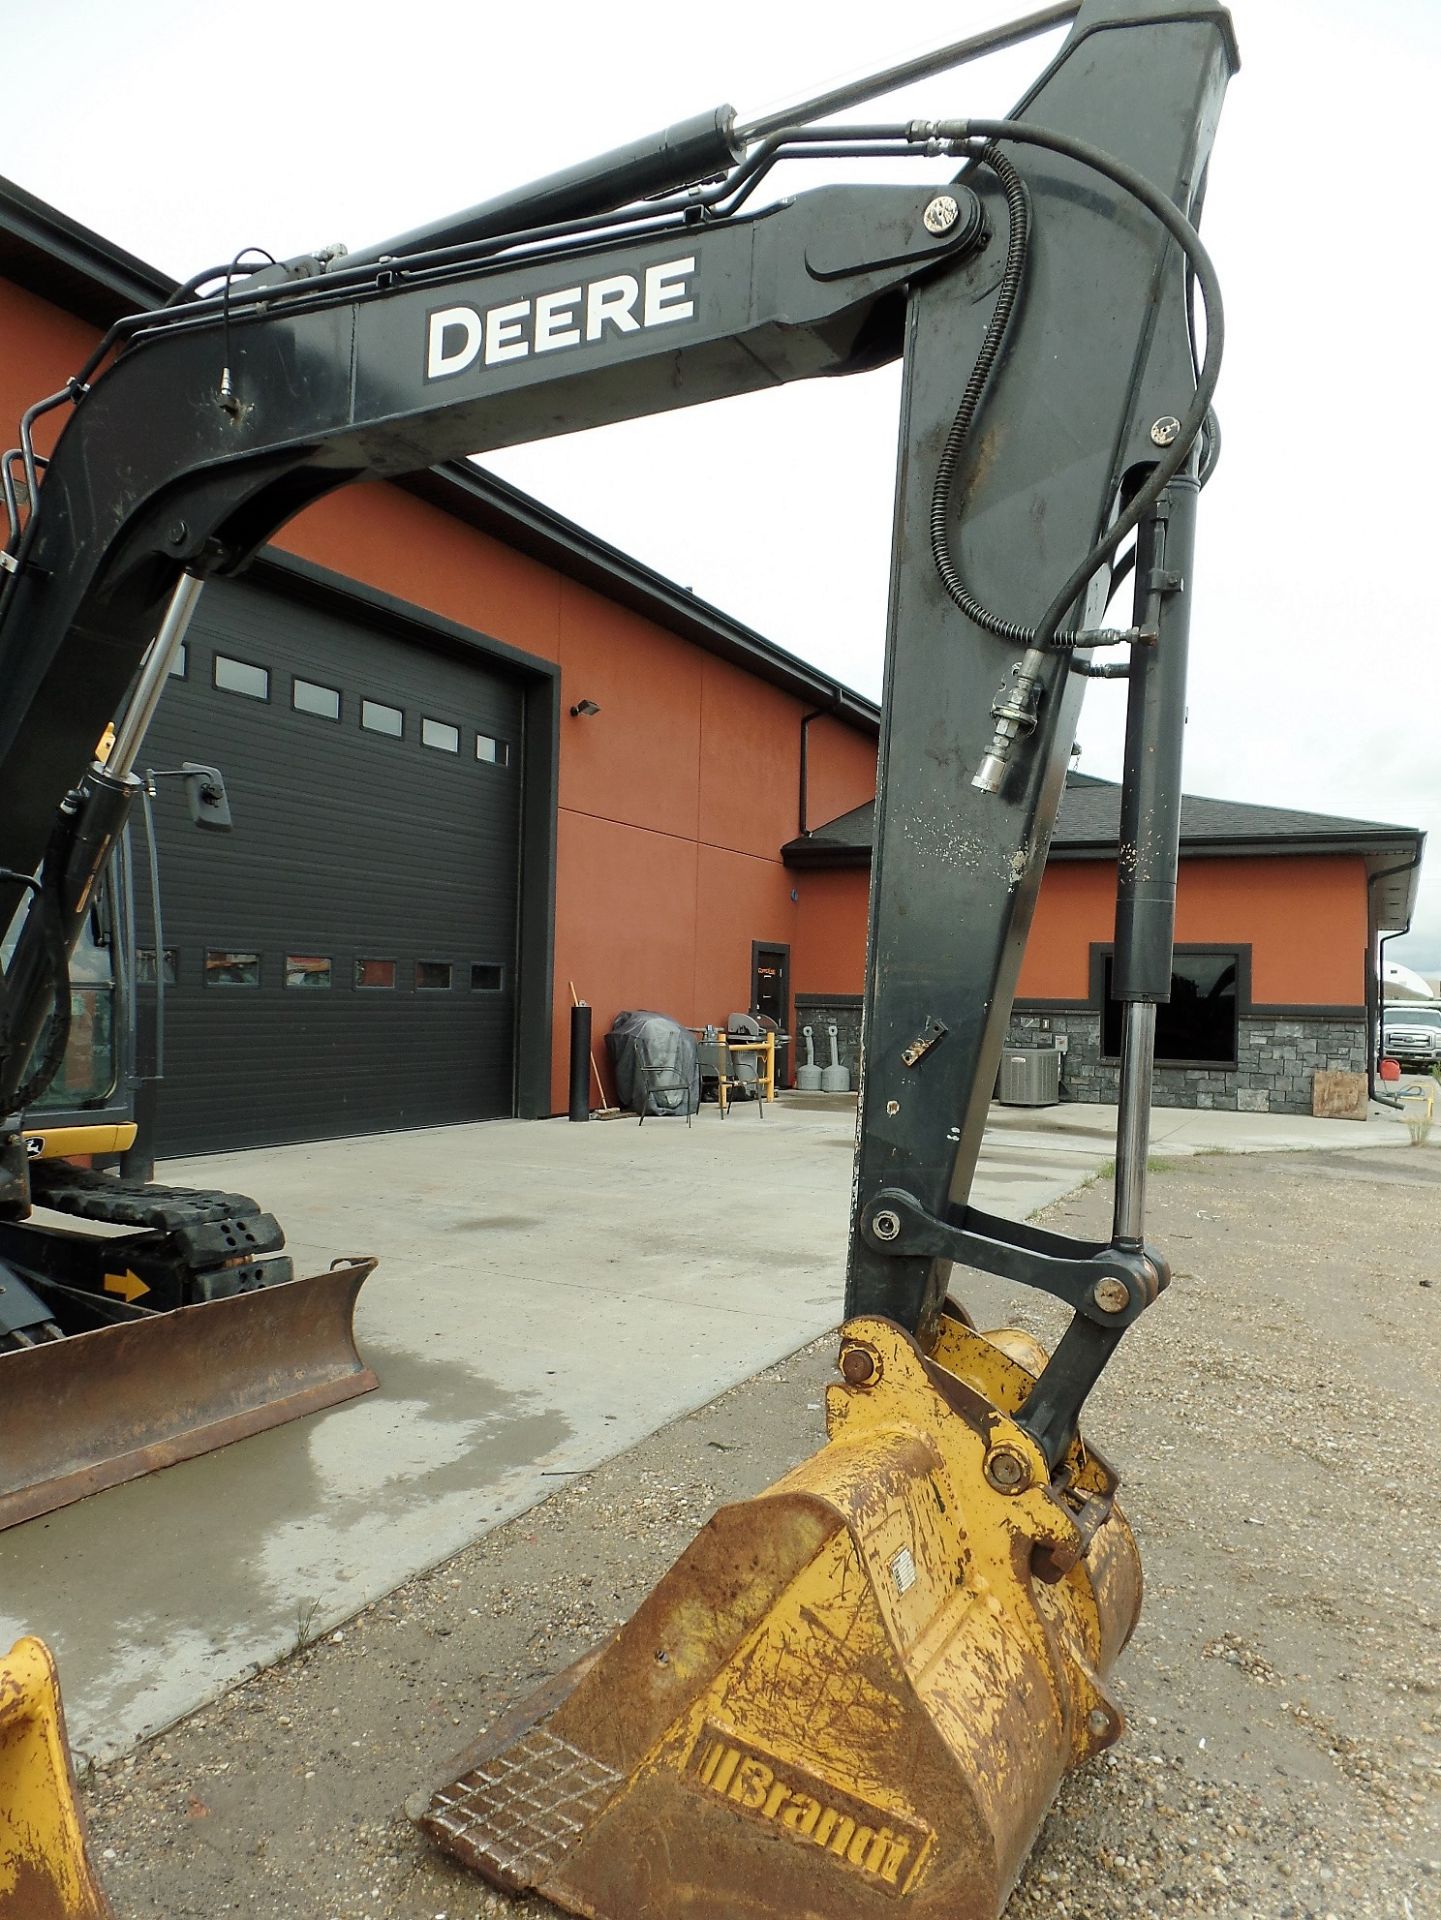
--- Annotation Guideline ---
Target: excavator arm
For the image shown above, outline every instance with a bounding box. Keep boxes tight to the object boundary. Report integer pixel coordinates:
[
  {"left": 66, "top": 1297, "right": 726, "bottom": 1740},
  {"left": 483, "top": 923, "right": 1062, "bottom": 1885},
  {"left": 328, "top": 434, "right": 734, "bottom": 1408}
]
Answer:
[{"left": 0, "top": 2, "right": 1237, "bottom": 1914}]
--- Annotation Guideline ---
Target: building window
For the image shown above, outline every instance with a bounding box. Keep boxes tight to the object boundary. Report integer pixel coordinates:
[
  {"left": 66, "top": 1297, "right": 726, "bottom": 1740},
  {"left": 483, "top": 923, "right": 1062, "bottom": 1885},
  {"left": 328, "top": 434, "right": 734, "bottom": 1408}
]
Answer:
[
  {"left": 1101, "top": 950, "right": 1240, "bottom": 1065},
  {"left": 293, "top": 678, "right": 341, "bottom": 721},
  {"left": 471, "top": 963, "right": 504, "bottom": 991},
  {"left": 213, "top": 655, "right": 270, "bottom": 701},
  {"left": 168, "top": 644, "right": 188, "bottom": 679},
  {"left": 205, "top": 949, "right": 260, "bottom": 987},
  {"left": 355, "top": 958, "right": 396, "bottom": 989},
  {"left": 285, "top": 954, "right": 332, "bottom": 989},
  {"left": 136, "top": 948, "right": 179, "bottom": 986},
  {"left": 421, "top": 717, "right": 461, "bottom": 753},
  {"left": 475, "top": 733, "right": 510, "bottom": 766},
  {"left": 415, "top": 960, "right": 452, "bottom": 990},
  {"left": 361, "top": 699, "right": 404, "bottom": 737}
]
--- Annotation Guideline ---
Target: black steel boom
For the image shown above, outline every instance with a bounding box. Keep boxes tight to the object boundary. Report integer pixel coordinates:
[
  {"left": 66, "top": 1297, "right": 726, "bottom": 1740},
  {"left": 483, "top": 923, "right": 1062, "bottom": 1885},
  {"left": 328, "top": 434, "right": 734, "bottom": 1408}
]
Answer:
[{"left": 0, "top": 0, "right": 1237, "bottom": 1451}]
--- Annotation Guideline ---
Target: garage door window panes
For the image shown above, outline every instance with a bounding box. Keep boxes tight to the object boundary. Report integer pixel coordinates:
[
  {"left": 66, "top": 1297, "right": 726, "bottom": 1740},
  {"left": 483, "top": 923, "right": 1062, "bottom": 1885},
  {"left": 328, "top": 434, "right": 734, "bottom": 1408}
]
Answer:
[
  {"left": 293, "top": 678, "right": 341, "bottom": 721},
  {"left": 416, "top": 961, "right": 452, "bottom": 990},
  {"left": 356, "top": 958, "right": 397, "bottom": 989},
  {"left": 169, "top": 644, "right": 187, "bottom": 679},
  {"left": 361, "top": 699, "right": 403, "bottom": 737},
  {"left": 476, "top": 733, "right": 510, "bottom": 766},
  {"left": 471, "top": 964, "right": 504, "bottom": 991},
  {"left": 214, "top": 656, "right": 270, "bottom": 701},
  {"left": 136, "top": 948, "right": 179, "bottom": 985},
  {"left": 286, "top": 955, "right": 332, "bottom": 988},
  {"left": 421, "top": 718, "right": 460, "bottom": 752},
  {"left": 206, "top": 949, "right": 260, "bottom": 987}
]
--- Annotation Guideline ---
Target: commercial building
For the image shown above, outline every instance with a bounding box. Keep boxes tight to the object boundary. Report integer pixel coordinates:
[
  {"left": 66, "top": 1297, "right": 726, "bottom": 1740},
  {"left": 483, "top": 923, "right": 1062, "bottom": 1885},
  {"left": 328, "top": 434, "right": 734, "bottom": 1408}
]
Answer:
[
  {"left": 1, "top": 176, "right": 1424, "bottom": 1142},
  {"left": 784, "top": 773, "right": 1424, "bottom": 1114},
  {"left": 0, "top": 177, "right": 876, "bottom": 1152}
]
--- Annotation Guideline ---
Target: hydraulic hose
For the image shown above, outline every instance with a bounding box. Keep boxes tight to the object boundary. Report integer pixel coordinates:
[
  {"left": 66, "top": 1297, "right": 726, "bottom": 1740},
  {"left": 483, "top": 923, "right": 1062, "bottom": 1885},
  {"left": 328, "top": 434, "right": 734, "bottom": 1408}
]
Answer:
[{"left": 927, "top": 116, "right": 1224, "bottom": 650}]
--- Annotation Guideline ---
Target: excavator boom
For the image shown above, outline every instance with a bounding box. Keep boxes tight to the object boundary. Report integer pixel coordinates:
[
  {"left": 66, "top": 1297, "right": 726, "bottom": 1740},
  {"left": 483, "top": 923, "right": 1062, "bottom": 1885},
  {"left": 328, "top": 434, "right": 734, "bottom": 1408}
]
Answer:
[{"left": 0, "top": 0, "right": 1235, "bottom": 1912}]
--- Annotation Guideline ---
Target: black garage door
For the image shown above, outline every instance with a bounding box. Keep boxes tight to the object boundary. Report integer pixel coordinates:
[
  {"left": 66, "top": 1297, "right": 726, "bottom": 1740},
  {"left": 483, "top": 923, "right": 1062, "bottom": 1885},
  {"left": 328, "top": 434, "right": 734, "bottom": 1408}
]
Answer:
[{"left": 134, "top": 573, "right": 525, "bottom": 1153}]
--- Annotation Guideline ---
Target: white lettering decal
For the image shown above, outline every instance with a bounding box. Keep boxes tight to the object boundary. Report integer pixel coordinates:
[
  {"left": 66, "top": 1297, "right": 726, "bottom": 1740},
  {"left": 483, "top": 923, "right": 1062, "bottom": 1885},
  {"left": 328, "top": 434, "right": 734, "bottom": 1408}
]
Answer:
[
  {"left": 427, "top": 306, "right": 483, "bottom": 380},
  {"left": 485, "top": 299, "right": 531, "bottom": 365},
  {"left": 644, "top": 257, "right": 696, "bottom": 327},
  {"left": 425, "top": 260, "right": 698, "bottom": 381},
  {"left": 585, "top": 274, "right": 640, "bottom": 341},
  {"left": 534, "top": 286, "right": 582, "bottom": 352}
]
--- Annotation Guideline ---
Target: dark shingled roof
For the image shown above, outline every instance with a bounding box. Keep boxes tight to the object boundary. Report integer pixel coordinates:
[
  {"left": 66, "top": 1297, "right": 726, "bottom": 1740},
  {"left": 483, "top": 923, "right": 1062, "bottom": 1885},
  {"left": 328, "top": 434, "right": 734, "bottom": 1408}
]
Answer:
[{"left": 784, "top": 772, "right": 1426, "bottom": 931}]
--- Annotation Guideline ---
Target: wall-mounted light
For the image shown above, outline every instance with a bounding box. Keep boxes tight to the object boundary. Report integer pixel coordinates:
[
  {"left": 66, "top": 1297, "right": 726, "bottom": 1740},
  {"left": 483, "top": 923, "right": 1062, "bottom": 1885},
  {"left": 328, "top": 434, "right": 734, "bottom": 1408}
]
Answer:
[{"left": 569, "top": 699, "right": 602, "bottom": 718}]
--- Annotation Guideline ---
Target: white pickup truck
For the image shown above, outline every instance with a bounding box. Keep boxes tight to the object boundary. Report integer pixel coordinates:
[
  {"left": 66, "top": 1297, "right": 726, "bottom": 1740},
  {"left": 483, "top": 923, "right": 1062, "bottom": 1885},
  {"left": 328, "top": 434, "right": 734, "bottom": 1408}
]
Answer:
[{"left": 1382, "top": 1002, "right": 1441, "bottom": 1069}]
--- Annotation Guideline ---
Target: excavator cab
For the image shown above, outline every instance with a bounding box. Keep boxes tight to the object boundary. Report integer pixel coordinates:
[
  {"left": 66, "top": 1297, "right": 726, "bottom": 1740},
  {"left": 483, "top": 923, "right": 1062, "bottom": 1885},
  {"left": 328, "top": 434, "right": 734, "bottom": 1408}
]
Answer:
[{"left": 0, "top": 841, "right": 378, "bottom": 1529}]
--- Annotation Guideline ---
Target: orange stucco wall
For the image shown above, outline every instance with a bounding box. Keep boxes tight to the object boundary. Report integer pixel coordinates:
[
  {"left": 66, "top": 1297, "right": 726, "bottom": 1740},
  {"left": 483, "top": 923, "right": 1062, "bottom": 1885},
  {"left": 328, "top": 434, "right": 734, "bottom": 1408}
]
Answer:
[
  {"left": 793, "top": 868, "right": 872, "bottom": 998},
  {"left": 0, "top": 281, "right": 105, "bottom": 465},
  {"left": 1017, "top": 854, "right": 1369, "bottom": 1006},
  {"left": 3, "top": 267, "right": 879, "bottom": 1113},
  {"left": 277, "top": 491, "right": 878, "bottom": 1107},
  {"left": 790, "top": 853, "right": 1371, "bottom": 1013}
]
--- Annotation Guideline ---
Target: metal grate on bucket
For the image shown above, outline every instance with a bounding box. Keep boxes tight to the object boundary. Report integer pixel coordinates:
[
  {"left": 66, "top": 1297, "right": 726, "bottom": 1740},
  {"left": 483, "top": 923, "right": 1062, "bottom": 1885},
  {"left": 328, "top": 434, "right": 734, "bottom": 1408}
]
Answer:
[{"left": 424, "top": 1725, "right": 621, "bottom": 1888}]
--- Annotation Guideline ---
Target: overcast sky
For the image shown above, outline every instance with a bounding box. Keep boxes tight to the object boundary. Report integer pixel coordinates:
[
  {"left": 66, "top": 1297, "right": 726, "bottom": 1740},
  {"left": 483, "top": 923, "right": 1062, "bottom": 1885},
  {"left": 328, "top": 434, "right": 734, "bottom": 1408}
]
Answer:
[{"left": 7, "top": 0, "right": 1439, "bottom": 968}]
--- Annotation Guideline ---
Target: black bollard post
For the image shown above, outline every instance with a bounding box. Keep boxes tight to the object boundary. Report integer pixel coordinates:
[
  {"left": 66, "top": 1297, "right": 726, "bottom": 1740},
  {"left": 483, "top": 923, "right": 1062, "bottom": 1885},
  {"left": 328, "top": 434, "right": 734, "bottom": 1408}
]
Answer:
[{"left": 569, "top": 1002, "right": 592, "bottom": 1121}]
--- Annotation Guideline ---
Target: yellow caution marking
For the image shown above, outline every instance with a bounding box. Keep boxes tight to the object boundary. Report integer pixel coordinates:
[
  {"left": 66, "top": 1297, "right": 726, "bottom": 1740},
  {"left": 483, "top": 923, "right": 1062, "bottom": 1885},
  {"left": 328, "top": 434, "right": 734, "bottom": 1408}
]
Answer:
[{"left": 102, "top": 1270, "right": 149, "bottom": 1304}]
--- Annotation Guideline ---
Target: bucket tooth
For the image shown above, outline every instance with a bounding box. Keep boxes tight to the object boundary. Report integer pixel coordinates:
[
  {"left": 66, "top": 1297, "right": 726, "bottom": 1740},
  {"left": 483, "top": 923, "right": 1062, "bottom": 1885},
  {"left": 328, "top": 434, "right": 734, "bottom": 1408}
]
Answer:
[
  {"left": 418, "top": 1313, "right": 1141, "bottom": 1920},
  {"left": 0, "top": 1261, "right": 378, "bottom": 1530},
  {"left": 0, "top": 1637, "right": 114, "bottom": 1919}
]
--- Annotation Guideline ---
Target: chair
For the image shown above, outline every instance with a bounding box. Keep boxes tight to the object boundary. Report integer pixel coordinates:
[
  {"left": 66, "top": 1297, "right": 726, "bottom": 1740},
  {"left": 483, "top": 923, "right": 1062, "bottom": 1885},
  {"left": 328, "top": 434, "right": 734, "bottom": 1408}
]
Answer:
[{"left": 637, "top": 1058, "right": 693, "bottom": 1127}]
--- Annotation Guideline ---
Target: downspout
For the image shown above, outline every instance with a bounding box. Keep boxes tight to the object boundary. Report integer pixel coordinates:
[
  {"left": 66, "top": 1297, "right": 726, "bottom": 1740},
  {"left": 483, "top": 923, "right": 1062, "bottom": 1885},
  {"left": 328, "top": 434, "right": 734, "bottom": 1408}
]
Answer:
[{"left": 1366, "top": 847, "right": 1424, "bottom": 1110}]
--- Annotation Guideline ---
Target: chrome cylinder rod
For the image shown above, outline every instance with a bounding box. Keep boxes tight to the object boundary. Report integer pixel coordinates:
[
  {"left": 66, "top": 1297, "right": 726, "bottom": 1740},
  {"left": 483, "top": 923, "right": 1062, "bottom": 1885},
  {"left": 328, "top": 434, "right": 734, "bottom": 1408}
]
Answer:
[
  {"left": 736, "top": 3, "right": 1079, "bottom": 143},
  {"left": 106, "top": 573, "right": 204, "bottom": 779},
  {"left": 1112, "top": 1001, "right": 1156, "bottom": 1249}
]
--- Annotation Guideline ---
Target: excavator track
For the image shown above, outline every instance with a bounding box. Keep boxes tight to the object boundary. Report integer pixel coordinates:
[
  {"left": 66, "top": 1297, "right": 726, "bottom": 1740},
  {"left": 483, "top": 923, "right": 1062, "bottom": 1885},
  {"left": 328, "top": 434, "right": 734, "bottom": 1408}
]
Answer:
[
  {"left": 20, "top": 1163, "right": 290, "bottom": 1312},
  {"left": 28, "top": 1161, "right": 275, "bottom": 1230}
]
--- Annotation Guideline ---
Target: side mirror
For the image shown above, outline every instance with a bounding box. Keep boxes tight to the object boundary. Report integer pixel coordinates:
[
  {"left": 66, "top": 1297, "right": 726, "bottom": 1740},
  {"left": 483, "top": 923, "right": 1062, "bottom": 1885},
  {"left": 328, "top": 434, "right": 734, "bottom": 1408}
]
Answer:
[{"left": 180, "top": 762, "right": 232, "bottom": 832}]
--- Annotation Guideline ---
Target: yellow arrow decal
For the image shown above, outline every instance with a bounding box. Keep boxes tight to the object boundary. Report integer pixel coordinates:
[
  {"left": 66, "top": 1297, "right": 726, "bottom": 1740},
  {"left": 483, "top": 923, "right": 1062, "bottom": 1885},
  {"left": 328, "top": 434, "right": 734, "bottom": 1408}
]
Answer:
[{"left": 103, "top": 1269, "right": 150, "bottom": 1303}]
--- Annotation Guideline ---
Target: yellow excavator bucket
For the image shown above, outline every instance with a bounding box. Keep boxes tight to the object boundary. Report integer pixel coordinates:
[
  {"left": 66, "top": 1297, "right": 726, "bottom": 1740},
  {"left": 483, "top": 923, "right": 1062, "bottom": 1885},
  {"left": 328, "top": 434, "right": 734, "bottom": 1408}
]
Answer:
[
  {"left": 418, "top": 1310, "right": 1141, "bottom": 1919},
  {"left": 0, "top": 1638, "right": 113, "bottom": 1920}
]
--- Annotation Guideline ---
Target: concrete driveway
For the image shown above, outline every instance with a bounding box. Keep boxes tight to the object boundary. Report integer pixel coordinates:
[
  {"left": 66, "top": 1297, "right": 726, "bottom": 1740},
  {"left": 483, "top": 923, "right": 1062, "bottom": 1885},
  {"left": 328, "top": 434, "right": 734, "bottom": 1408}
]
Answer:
[{"left": 0, "top": 1094, "right": 1415, "bottom": 1758}]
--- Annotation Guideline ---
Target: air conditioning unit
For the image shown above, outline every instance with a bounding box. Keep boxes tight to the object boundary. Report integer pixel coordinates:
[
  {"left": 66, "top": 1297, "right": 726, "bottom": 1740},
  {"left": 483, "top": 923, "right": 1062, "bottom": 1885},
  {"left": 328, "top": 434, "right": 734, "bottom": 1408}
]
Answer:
[{"left": 998, "top": 1044, "right": 1061, "bottom": 1107}]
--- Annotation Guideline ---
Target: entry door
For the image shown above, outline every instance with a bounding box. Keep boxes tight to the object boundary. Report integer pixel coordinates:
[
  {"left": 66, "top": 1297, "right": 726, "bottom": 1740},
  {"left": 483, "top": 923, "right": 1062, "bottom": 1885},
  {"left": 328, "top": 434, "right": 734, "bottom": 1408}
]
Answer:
[{"left": 751, "top": 943, "right": 791, "bottom": 1089}]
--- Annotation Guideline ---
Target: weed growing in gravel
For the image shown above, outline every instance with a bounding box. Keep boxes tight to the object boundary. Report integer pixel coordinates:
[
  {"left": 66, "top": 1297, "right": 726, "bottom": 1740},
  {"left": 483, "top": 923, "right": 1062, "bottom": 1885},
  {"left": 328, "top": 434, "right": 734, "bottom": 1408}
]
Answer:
[
  {"left": 1093, "top": 1155, "right": 1180, "bottom": 1180},
  {"left": 291, "top": 1597, "right": 322, "bottom": 1656}
]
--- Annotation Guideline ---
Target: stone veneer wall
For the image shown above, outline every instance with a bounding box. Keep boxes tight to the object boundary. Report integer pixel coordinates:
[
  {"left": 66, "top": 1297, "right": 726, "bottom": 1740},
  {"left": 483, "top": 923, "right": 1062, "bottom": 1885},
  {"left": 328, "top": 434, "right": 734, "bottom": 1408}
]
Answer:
[
  {"left": 1008, "top": 1011, "right": 1368, "bottom": 1114},
  {"left": 794, "top": 995, "right": 863, "bottom": 1088}
]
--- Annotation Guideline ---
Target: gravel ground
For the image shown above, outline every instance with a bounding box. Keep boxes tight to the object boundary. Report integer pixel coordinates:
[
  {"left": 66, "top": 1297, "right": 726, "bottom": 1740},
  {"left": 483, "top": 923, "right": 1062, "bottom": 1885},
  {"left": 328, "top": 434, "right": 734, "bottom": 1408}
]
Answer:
[{"left": 80, "top": 1145, "right": 1440, "bottom": 1919}]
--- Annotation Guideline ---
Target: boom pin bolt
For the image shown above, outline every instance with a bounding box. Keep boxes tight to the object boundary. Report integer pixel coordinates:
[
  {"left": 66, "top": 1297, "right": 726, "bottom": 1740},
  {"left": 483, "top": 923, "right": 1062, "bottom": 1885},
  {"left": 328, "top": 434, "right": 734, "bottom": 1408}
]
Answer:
[
  {"left": 841, "top": 1345, "right": 880, "bottom": 1387},
  {"left": 1150, "top": 415, "right": 1181, "bottom": 446},
  {"left": 1092, "top": 1277, "right": 1131, "bottom": 1314},
  {"left": 923, "top": 194, "right": 960, "bottom": 234},
  {"left": 983, "top": 1445, "right": 1031, "bottom": 1494}
]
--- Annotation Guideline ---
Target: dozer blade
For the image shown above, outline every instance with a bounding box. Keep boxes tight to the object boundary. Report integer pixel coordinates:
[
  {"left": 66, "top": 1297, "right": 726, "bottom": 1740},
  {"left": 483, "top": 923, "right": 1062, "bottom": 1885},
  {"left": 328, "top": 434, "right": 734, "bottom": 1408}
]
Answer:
[
  {"left": 0, "top": 1637, "right": 113, "bottom": 1920},
  {"left": 0, "top": 1261, "right": 378, "bottom": 1531},
  {"left": 418, "top": 1312, "right": 1141, "bottom": 1920}
]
